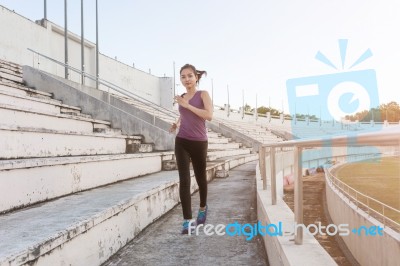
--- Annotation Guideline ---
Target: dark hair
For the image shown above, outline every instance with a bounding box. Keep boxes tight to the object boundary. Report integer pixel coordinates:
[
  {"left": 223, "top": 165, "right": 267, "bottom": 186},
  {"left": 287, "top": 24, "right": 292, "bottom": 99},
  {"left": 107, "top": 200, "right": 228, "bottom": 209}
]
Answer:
[{"left": 180, "top": 64, "right": 207, "bottom": 84}]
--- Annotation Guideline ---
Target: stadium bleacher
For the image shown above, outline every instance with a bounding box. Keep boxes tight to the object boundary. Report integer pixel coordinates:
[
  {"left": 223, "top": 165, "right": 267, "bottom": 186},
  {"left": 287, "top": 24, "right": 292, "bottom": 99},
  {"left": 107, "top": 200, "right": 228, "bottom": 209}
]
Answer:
[{"left": 0, "top": 59, "right": 258, "bottom": 265}]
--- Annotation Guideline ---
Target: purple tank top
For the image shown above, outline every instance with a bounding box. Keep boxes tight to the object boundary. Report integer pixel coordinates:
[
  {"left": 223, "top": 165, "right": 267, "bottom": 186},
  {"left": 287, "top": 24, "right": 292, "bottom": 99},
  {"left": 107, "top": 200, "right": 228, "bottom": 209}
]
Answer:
[{"left": 177, "top": 90, "right": 208, "bottom": 141}]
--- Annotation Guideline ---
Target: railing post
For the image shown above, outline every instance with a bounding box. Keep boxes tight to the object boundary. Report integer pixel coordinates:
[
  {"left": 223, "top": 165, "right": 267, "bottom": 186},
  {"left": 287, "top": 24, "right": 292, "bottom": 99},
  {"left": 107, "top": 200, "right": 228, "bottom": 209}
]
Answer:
[
  {"left": 294, "top": 146, "right": 303, "bottom": 244},
  {"left": 270, "top": 146, "right": 276, "bottom": 205},
  {"left": 259, "top": 146, "right": 266, "bottom": 190}
]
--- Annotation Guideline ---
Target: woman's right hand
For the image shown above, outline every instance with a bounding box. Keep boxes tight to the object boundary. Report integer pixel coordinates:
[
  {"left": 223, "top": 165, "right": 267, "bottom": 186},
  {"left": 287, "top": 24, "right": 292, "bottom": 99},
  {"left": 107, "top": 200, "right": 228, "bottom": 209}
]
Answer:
[{"left": 169, "top": 123, "right": 177, "bottom": 133}]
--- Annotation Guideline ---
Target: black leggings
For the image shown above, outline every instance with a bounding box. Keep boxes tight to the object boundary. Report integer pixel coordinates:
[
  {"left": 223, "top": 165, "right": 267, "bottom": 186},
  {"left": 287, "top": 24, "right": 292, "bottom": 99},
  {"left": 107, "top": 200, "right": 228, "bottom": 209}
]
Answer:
[{"left": 175, "top": 136, "right": 208, "bottom": 220}]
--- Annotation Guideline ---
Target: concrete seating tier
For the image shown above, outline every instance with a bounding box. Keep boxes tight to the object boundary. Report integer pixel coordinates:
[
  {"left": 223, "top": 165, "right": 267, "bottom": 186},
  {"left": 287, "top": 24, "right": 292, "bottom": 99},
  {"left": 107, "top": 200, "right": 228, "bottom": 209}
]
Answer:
[
  {"left": 212, "top": 116, "right": 284, "bottom": 145},
  {"left": 110, "top": 93, "right": 252, "bottom": 160},
  {"left": 0, "top": 152, "right": 258, "bottom": 266},
  {"left": 0, "top": 59, "right": 171, "bottom": 214},
  {"left": 111, "top": 94, "right": 176, "bottom": 124},
  {"left": 0, "top": 152, "right": 174, "bottom": 214},
  {"left": 0, "top": 59, "right": 260, "bottom": 265}
]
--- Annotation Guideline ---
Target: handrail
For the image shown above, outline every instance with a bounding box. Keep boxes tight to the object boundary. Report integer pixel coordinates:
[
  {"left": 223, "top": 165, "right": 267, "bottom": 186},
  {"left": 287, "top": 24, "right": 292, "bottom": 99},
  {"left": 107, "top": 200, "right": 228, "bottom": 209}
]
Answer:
[
  {"left": 326, "top": 163, "right": 400, "bottom": 231},
  {"left": 259, "top": 127, "right": 400, "bottom": 244},
  {"left": 27, "top": 48, "right": 179, "bottom": 121}
]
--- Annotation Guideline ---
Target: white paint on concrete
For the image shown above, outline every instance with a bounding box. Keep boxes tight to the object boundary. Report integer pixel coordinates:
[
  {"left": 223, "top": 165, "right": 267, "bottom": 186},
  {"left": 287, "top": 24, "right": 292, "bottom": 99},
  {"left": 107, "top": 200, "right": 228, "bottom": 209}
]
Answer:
[
  {"left": 0, "top": 154, "right": 163, "bottom": 213},
  {"left": 0, "top": 129, "right": 126, "bottom": 159},
  {"left": 0, "top": 153, "right": 258, "bottom": 266}
]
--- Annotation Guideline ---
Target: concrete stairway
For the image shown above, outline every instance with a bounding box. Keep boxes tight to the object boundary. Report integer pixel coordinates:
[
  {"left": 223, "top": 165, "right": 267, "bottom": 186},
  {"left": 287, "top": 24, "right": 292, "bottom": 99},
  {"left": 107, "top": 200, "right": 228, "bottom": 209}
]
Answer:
[
  {"left": 0, "top": 59, "right": 172, "bottom": 214},
  {"left": 214, "top": 117, "right": 284, "bottom": 144},
  {"left": 111, "top": 94, "right": 254, "bottom": 161},
  {"left": 0, "top": 59, "right": 258, "bottom": 265}
]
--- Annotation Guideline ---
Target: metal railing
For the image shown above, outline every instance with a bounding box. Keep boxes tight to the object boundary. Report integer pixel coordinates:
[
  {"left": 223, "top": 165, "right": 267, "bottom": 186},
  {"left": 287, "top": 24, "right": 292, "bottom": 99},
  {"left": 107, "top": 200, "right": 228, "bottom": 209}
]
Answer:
[
  {"left": 326, "top": 163, "right": 400, "bottom": 231},
  {"left": 259, "top": 128, "right": 400, "bottom": 244},
  {"left": 27, "top": 48, "right": 179, "bottom": 121}
]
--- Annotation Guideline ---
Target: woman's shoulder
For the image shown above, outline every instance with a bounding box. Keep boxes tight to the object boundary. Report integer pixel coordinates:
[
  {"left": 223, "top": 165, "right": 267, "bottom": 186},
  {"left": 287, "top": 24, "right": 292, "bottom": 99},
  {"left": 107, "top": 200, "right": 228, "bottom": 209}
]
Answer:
[
  {"left": 199, "top": 90, "right": 210, "bottom": 98},
  {"left": 199, "top": 90, "right": 210, "bottom": 95}
]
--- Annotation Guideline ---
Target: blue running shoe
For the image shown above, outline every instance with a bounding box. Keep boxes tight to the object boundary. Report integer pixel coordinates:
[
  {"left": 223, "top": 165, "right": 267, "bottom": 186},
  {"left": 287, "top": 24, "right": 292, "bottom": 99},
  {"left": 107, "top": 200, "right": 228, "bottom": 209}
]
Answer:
[
  {"left": 196, "top": 205, "right": 208, "bottom": 225},
  {"left": 181, "top": 220, "right": 196, "bottom": 235}
]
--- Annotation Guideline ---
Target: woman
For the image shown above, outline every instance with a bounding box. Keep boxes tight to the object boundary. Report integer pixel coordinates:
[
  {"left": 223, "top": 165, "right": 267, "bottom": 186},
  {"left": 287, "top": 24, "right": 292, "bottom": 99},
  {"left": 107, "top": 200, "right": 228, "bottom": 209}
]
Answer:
[{"left": 170, "top": 64, "right": 213, "bottom": 234}]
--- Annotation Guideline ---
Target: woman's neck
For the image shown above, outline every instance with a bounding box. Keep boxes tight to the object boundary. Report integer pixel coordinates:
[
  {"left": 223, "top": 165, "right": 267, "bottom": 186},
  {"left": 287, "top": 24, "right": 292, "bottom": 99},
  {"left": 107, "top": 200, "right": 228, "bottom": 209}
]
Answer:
[{"left": 185, "top": 87, "right": 197, "bottom": 95}]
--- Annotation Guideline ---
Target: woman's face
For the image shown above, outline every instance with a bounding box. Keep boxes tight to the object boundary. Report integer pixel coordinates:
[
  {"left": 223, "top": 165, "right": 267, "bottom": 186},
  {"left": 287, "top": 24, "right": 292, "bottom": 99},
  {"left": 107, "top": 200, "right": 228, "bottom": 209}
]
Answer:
[{"left": 180, "top": 68, "right": 198, "bottom": 89}]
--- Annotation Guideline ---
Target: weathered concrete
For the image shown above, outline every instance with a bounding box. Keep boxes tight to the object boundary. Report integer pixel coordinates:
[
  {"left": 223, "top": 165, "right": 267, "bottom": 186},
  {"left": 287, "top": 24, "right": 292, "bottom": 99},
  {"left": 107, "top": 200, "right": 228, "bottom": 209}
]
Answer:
[
  {"left": 103, "top": 161, "right": 268, "bottom": 266},
  {"left": 284, "top": 173, "right": 356, "bottom": 265},
  {"left": 0, "top": 104, "right": 112, "bottom": 133},
  {"left": 207, "top": 120, "right": 263, "bottom": 152},
  {"left": 256, "top": 164, "right": 337, "bottom": 266},
  {"left": 0, "top": 127, "right": 127, "bottom": 159},
  {"left": 0, "top": 154, "right": 258, "bottom": 266},
  {"left": 0, "top": 152, "right": 169, "bottom": 213},
  {"left": 0, "top": 82, "right": 52, "bottom": 98},
  {"left": 325, "top": 166, "right": 400, "bottom": 266},
  {"left": 207, "top": 147, "right": 252, "bottom": 161},
  {"left": 0, "top": 170, "right": 180, "bottom": 266},
  {"left": 22, "top": 66, "right": 176, "bottom": 151}
]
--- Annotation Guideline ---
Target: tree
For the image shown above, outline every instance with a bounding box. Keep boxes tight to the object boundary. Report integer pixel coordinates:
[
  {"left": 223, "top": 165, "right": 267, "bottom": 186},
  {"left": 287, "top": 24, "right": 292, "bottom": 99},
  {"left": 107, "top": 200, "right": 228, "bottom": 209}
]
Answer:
[
  {"left": 345, "top": 101, "right": 400, "bottom": 122},
  {"left": 243, "top": 103, "right": 252, "bottom": 112}
]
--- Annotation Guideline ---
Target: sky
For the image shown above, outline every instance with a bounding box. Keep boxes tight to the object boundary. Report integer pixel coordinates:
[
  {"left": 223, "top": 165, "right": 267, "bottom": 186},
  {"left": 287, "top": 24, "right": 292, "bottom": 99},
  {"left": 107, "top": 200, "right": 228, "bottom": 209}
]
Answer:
[{"left": 1, "top": 0, "right": 399, "bottom": 116}]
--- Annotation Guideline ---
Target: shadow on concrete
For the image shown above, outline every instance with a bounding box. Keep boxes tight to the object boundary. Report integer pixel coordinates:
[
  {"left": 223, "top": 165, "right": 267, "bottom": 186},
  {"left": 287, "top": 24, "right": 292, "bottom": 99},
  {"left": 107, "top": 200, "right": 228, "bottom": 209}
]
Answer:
[{"left": 103, "top": 161, "right": 269, "bottom": 266}]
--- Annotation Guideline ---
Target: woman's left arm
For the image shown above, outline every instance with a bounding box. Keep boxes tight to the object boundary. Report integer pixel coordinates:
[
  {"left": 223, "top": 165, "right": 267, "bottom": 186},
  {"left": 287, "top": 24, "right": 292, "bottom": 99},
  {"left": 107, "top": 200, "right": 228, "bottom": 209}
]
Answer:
[{"left": 175, "top": 91, "right": 213, "bottom": 121}]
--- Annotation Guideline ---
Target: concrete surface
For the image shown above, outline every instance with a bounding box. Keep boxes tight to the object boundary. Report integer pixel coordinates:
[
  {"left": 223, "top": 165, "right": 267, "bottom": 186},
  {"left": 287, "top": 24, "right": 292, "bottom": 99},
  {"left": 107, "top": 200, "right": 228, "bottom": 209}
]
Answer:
[
  {"left": 103, "top": 161, "right": 269, "bottom": 266},
  {"left": 0, "top": 170, "right": 179, "bottom": 260},
  {"left": 22, "top": 66, "right": 176, "bottom": 151},
  {"left": 256, "top": 175, "right": 337, "bottom": 266}
]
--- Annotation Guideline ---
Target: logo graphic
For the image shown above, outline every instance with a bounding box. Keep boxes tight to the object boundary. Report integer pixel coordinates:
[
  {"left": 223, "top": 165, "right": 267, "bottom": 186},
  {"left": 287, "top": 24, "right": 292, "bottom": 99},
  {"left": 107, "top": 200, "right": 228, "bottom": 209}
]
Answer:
[
  {"left": 287, "top": 39, "right": 380, "bottom": 128},
  {"left": 286, "top": 39, "right": 382, "bottom": 162}
]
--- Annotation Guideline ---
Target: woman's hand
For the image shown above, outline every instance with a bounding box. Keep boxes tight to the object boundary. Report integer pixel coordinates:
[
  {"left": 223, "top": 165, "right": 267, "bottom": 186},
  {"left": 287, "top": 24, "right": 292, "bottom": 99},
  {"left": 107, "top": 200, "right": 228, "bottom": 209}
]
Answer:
[
  {"left": 169, "top": 122, "right": 178, "bottom": 133},
  {"left": 174, "top": 95, "right": 190, "bottom": 109}
]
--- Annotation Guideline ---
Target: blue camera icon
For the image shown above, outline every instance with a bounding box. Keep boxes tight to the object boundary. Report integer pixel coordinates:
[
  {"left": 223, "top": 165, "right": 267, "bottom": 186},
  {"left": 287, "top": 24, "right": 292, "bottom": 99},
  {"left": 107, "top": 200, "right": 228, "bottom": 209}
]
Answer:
[
  {"left": 286, "top": 69, "right": 382, "bottom": 165},
  {"left": 287, "top": 69, "right": 380, "bottom": 128}
]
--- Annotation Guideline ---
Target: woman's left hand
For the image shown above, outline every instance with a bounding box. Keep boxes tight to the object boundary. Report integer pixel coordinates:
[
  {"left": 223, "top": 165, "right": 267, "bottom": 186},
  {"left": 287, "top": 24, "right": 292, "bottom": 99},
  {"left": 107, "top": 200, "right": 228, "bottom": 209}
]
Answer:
[{"left": 174, "top": 95, "right": 190, "bottom": 108}]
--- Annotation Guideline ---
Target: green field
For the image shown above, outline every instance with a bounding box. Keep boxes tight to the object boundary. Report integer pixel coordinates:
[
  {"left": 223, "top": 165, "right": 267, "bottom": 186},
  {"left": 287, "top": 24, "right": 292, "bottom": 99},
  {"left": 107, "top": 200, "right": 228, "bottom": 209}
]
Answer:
[{"left": 334, "top": 156, "right": 400, "bottom": 226}]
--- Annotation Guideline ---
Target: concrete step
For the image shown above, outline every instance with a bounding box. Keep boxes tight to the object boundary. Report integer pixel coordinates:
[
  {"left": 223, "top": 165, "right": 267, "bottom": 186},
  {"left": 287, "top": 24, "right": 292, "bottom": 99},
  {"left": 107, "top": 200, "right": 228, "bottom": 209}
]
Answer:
[
  {"left": 0, "top": 152, "right": 174, "bottom": 213},
  {"left": 125, "top": 135, "right": 155, "bottom": 153},
  {"left": 0, "top": 153, "right": 257, "bottom": 266},
  {"left": 0, "top": 82, "right": 53, "bottom": 100},
  {"left": 102, "top": 160, "right": 266, "bottom": 266},
  {"left": 0, "top": 59, "right": 23, "bottom": 72},
  {"left": 207, "top": 148, "right": 252, "bottom": 161},
  {"left": 207, "top": 132, "right": 222, "bottom": 138},
  {"left": 0, "top": 70, "right": 23, "bottom": 84},
  {"left": 0, "top": 104, "right": 110, "bottom": 134},
  {"left": 0, "top": 126, "right": 128, "bottom": 159},
  {"left": 0, "top": 89, "right": 81, "bottom": 115},
  {"left": 208, "top": 137, "right": 229, "bottom": 144},
  {"left": 208, "top": 142, "right": 241, "bottom": 150},
  {"left": 113, "top": 95, "right": 178, "bottom": 123},
  {"left": 0, "top": 170, "right": 180, "bottom": 266},
  {"left": 0, "top": 65, "right": 22, "bottom": 76},
  {"left": 93, "top": 127, "right": 122, "bottom": 135}
]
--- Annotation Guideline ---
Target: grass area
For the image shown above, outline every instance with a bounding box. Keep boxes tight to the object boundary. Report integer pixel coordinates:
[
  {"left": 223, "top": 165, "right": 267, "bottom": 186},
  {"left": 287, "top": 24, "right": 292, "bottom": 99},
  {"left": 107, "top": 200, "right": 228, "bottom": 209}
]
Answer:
[{"left": 334, "top": 156, "right": 400, "bottom": 225}]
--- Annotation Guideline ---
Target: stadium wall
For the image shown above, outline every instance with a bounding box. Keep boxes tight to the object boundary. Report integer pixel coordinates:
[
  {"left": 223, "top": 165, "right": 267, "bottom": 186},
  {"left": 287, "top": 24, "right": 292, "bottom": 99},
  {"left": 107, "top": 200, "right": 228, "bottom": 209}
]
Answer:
[
  {"left": 325, "top": 162, "right": 400, "bottom": 266},
  {"left": 0, "top": 5, "right": 173, "bottom": 109}
]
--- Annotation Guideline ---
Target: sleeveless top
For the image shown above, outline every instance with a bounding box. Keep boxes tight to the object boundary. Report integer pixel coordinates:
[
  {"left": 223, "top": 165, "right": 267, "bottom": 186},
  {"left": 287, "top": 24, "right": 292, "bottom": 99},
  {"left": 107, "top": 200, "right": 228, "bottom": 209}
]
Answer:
[{"left": 177, "top": 90, "right": 208, "bottom": 141}]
